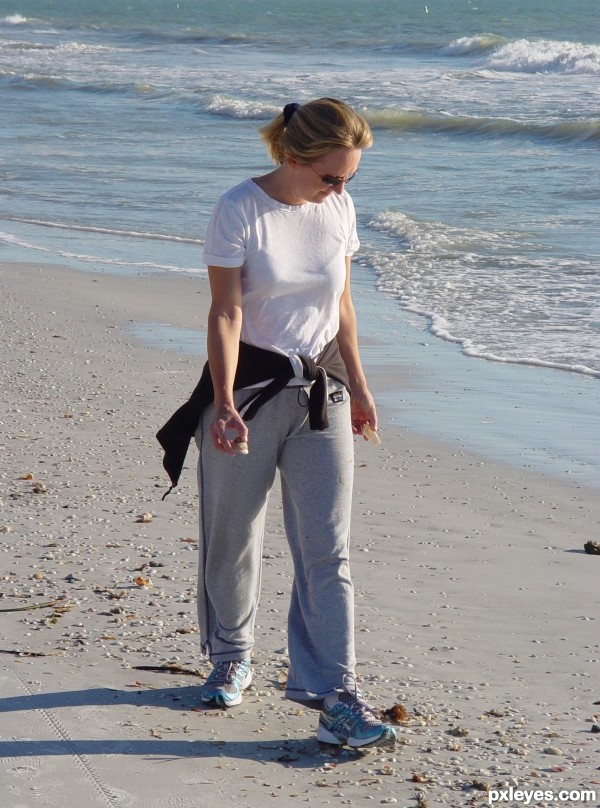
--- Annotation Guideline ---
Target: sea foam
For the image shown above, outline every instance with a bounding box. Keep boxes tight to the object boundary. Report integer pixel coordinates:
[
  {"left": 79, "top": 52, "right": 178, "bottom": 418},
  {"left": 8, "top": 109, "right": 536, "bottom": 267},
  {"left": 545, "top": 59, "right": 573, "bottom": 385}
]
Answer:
[
  {"left": 487, "top": 38, "right": 600, "bottom": 74},
  {"left": 204, "top": 94, "right": 279, "bottom": 119},
  {"left": 2, "top": 14, "right": 27, "bottom": 25},
  {"left": 444, "top": 34, "right": 600, "bottom": 75},
  {"left": 360, "top": 210, "right": 600, "bottom": 378}
]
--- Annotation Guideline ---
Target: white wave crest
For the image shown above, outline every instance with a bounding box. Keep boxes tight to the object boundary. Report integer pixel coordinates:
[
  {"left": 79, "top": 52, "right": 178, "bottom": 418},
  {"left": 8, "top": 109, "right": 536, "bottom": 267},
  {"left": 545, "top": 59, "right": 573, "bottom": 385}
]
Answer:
[
  {"left": 442, "top": 34, "right": 600, "bottom": 75},
  {"left": 441, "top": 33, "right": 505, "bottom": 55},
  {"left": 486, "top": 38, "right": 600, "bottom": 75},
  {"left": 3, "top": 14, "right": 27, "bottom": 24},
  {"left": 367, "top": 209, "right": 501, "bottom": 254},
  {"left": 205, "top": 94, "right": 279, "bottom": 119},
  {"left": 56, "top": 42, "right": 115, "bottom": 54}
]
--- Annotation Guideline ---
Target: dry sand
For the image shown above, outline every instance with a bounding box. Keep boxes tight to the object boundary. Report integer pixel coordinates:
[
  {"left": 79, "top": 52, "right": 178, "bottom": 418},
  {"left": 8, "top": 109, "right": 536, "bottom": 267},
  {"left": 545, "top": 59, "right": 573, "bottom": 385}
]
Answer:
[{"left": 1, "top": 263, "right": 599, "bottom": 808}]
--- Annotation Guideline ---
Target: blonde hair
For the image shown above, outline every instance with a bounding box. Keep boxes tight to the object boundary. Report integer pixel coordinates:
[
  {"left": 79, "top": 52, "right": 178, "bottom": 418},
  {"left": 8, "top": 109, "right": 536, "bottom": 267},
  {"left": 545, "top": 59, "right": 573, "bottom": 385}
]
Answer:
[{"left": 260, "top": 97, "right": 373, "bottom": 165}]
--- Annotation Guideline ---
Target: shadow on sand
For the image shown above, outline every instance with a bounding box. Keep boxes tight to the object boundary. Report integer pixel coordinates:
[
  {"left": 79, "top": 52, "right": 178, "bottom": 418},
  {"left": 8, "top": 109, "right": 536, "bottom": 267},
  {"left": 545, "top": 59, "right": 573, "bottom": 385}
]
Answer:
[{"left": 0, "top": 684, "right": 364, "bottom": 767}]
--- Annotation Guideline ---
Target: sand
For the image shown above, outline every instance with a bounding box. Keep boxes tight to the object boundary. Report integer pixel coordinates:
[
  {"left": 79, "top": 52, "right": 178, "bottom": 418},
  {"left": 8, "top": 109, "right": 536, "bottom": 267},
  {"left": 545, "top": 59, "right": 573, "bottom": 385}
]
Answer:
[{"left": 1, "top": 263, "right": 599, "bottom": 808}]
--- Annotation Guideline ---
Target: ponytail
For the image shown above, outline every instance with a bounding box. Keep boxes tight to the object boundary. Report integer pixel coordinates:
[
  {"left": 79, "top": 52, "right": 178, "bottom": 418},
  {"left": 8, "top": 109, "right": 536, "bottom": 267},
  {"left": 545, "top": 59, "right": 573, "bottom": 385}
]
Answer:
[{"left": 260, "top": 98, "right": 372, "bottom": 165}]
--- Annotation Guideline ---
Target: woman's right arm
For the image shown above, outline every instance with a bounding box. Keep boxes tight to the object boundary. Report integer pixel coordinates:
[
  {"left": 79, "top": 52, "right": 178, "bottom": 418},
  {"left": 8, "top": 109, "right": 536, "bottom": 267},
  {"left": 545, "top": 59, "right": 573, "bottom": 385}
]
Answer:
[{"left": 206, "top": 265, "right": 248, "bottom": 455}]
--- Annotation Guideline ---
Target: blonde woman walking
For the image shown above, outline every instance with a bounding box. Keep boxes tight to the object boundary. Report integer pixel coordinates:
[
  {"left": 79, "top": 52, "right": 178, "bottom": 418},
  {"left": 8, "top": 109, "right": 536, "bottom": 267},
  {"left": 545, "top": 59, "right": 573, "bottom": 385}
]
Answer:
[{"left": 159, "top": 98, "right": 395, "bottom": 749}]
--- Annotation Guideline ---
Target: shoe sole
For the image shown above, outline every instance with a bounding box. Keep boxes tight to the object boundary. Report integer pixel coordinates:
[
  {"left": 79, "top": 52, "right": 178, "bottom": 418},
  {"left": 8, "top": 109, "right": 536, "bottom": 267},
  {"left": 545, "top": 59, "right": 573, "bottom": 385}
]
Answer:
[
  {"left": 201, "top": 669, "right": 253, "bottom": 708},
  {"left": 317, "top": 724, "right": 396, "bottom": 748}
]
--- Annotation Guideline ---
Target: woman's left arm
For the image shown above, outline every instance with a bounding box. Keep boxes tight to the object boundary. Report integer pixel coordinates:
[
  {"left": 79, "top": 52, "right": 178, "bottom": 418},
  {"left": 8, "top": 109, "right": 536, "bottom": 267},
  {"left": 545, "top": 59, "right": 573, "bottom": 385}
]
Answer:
[{"left": 337, "top": 256, "right": 378, "bottom": 436}]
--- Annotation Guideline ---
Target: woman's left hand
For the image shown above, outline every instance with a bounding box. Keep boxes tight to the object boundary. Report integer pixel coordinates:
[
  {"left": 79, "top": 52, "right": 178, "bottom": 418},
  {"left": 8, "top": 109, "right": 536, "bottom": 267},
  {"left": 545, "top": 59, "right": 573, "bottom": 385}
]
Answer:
[{"left": 350, "top": 387, "right": 378, "bottom": 438}]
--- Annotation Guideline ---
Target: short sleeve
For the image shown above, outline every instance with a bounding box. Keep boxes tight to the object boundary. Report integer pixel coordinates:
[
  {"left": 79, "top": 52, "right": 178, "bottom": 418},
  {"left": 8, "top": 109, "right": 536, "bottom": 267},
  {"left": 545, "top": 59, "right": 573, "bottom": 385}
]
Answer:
[
  {"left": 345, "top": 193, "right": 360, "bottom": 256},
  {"left": 203, "top": 194, "right": 246, "bottom": 268}
]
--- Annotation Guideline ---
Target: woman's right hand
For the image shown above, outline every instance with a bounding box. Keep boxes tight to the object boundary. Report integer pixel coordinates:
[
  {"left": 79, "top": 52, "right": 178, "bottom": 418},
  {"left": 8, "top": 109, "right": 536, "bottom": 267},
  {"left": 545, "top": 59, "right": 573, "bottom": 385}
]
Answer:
[{"left": 209, "top": 403, "right": 248, "bottom": 456}]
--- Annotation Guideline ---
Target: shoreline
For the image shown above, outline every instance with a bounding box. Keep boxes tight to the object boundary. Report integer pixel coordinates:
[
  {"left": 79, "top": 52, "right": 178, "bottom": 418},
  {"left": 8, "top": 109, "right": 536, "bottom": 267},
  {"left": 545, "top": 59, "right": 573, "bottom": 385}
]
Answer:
[
  {"left": 351, "top": 266, "right": 600, "bottom": 490},
  {"left": 1, "top": 261, "right": 599, "bottom": 805},
  {"left": 117, "top": 260, "right": 600, "bottom": 490},
  {"left": 2, "top": 259, "right": 599, "bottom": 488}
]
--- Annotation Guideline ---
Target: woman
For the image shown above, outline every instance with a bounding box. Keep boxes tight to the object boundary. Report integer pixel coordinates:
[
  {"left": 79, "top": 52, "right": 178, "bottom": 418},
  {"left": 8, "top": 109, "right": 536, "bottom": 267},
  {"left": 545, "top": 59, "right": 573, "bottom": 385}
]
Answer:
[{"left": 163, "top": 98, "right": 395, "bottom": 749}]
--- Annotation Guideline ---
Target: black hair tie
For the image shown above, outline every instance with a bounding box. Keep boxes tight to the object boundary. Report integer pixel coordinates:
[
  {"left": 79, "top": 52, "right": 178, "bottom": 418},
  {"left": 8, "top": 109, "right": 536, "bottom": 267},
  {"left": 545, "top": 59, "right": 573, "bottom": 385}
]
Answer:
[{"left": 283, "top": 102, "right": 301, "bottom": 127}]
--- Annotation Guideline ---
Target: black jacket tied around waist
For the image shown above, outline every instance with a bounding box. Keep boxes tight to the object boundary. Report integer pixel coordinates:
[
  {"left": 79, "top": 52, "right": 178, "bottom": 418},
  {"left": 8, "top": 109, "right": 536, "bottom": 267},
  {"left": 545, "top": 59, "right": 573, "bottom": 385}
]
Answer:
[{"left": 156, "top": 339, "right": 349, "bottom": 495}]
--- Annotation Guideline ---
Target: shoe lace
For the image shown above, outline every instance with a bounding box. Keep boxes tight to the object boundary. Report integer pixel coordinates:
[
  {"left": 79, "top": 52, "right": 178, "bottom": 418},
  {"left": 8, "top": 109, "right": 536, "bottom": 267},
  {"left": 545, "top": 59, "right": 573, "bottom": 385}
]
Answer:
[
  {"left": 211, "top": 660, "right": 245, "bottom": 685},
  {"left": 337, "top": 673, "right": 381, "bottom": 722}
]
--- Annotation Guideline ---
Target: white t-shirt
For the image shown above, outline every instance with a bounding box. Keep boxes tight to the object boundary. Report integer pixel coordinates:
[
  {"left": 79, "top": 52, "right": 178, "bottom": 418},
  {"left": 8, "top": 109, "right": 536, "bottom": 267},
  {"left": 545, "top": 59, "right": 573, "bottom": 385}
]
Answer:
[{"left": 203, "top": 178, "right": 359, "bottom": 360}]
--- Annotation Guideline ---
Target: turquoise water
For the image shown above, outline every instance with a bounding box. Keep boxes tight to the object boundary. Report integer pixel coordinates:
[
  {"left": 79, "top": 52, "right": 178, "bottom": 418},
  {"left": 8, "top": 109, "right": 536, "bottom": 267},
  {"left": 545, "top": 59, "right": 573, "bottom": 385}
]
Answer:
[{"left": 1, "top": 0, "right": 599, "bottom": 482}]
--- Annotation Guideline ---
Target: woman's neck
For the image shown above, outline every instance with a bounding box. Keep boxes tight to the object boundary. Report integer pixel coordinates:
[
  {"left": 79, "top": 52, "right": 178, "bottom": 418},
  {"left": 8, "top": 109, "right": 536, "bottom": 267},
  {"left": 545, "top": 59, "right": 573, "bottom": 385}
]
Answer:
[{"left": 253, "top": 166, "right": 307, "bottom": 206}]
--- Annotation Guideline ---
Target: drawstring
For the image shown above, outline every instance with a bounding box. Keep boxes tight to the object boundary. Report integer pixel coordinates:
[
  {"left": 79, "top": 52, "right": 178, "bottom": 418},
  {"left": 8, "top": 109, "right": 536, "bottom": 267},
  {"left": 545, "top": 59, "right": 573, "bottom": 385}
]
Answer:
[{"left": 238, "top": 359, "right": 330, "bottom": 430}]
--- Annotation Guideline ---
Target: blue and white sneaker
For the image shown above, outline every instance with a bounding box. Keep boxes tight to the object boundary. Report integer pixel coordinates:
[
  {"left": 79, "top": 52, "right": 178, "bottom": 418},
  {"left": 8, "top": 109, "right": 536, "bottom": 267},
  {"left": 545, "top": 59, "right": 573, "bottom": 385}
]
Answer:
[
  {"left": 200, "top": 659, "right": 252, "bottom": 707},
  {"left": 317, "top": 676, "right": 396, "bottom": 748}
]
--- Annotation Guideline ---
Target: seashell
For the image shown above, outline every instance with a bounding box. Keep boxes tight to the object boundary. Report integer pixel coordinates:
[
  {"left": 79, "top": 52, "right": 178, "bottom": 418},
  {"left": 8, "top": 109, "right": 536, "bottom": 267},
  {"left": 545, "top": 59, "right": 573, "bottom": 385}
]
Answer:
[
  {"left": 361, "top": 423, "right": 381, "bottom": 445},
  {"left": 234, "top": 438, "right": 249, "bottom": 455},
  {"left": 584, "top": 540, "right": 600, "bottom": 555},
  {"left": 447, "top": 726, "right": 469, "bottom": 737},
  {"left": 136, "top": 512, "right": 153, "bottom": 523}
]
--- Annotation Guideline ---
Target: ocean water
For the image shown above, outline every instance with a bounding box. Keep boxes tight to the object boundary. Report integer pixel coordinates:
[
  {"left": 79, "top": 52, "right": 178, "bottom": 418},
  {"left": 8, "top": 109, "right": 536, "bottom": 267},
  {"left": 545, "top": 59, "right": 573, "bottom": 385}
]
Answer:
[{"left": 1, "top": 0, "right": 599, "bottom": 479}]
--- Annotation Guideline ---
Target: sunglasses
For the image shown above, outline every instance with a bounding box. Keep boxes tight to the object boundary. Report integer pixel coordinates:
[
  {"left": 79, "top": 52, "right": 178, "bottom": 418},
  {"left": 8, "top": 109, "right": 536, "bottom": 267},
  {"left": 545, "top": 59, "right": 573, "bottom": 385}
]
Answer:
[{"left": 308, "top": 164, "right": 359, "bottom": 187}]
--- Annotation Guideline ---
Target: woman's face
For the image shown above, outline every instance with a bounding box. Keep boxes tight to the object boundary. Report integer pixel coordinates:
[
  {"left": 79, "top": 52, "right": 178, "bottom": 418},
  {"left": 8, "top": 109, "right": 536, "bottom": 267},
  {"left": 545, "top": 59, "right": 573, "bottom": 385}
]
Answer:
[{"left": 291, "top": 148, "right": 362, "bottom": 204}]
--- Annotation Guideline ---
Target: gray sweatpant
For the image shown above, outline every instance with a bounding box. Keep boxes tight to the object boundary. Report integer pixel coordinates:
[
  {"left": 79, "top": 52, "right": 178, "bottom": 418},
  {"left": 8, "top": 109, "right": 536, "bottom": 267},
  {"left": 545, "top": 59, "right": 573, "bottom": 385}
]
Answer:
[{"left": 195, "top": 382, "right": 356, "bottom": 703}]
